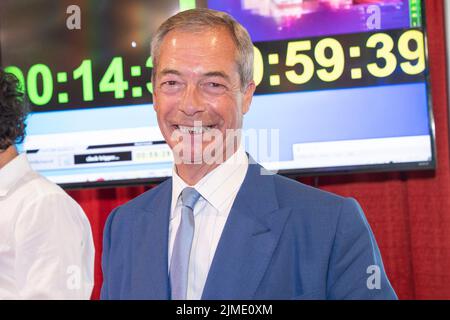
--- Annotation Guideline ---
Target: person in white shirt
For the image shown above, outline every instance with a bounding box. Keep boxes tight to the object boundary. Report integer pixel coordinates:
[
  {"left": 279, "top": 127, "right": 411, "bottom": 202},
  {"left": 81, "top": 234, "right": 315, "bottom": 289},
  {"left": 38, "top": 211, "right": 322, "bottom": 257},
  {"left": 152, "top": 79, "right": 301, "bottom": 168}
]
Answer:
[{"left": 0, "top": 69, "right": 95, "bottom": 299}]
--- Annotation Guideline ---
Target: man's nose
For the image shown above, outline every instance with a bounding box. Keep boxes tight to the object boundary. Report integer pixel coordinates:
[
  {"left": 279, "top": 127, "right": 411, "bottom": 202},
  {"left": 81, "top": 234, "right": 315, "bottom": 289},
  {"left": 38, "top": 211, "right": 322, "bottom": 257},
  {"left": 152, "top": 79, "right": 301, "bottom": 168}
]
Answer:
[{"left": 178, "top": 84, "right": 205, "bottom": 116}]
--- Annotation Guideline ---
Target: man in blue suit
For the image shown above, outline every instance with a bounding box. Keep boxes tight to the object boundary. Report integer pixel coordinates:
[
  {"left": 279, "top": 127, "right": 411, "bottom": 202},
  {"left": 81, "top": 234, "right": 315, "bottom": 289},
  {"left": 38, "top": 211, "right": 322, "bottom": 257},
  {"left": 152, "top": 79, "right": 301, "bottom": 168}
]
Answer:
[{"left": 101, "top": 8, "right": 397, "bottom": 300}]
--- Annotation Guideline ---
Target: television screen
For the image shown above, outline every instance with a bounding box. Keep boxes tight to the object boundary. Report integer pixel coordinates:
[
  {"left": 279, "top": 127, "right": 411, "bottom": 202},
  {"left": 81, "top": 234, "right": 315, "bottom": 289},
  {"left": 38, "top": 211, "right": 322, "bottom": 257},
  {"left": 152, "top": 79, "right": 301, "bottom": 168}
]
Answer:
[{"left": 0, "top": 0, "right": 435, "bottom": 188}]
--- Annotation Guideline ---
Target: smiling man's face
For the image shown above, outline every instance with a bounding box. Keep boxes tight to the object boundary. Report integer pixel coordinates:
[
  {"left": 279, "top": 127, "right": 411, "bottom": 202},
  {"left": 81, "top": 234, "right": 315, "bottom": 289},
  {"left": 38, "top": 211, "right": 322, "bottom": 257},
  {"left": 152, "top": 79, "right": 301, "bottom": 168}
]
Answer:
[{"left": 152, "top": 26, "right": 255, "bottom": 171}]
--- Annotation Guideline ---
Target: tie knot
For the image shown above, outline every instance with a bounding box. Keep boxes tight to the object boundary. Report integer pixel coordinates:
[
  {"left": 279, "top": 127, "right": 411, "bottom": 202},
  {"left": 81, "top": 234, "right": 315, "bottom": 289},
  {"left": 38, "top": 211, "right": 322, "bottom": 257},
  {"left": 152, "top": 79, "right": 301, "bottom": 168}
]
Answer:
[{"left": 181, "top": 187, "right": 201, "bottom": 210}]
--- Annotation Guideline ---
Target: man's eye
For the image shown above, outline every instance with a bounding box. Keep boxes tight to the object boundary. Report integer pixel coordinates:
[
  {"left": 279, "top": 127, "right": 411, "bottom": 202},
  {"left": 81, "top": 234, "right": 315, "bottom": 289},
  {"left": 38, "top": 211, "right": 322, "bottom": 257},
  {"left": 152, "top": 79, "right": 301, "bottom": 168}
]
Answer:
[
  {"left": 202, "top": 82, "right": 227, "bottom": 94},
  {"left": 163, "top": 80, "right": 178, "bottom": 86},
  {"left": 159, "top": 80, "right": 184, "bottom": 93}
]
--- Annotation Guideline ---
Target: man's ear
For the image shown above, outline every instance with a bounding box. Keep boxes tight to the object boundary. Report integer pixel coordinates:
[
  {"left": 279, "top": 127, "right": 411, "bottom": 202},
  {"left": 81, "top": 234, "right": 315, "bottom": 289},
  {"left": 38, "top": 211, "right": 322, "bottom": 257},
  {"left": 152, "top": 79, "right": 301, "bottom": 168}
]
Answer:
[
  {"left": 242, "top": 80, "right": 256, "bottom": 114},
  {"left": 152, "top": 91, "right": 158, "bottom": 112},
  {"left": 153, "top": 96, "right": 158, "bottom": 111}
]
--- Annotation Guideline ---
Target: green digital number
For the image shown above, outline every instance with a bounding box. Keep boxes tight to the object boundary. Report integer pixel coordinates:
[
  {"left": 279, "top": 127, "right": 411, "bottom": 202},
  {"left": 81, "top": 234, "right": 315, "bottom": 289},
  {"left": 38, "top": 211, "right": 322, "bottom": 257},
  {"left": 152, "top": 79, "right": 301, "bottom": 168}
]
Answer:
[
  {"left": 27, "top": 64, "right": 53, "bottom": 106},
  {"left": 73, "top": 59, "right": 94, "bottom": 101},
  {"left": 4, "top": 66, "right": 25, "bottom": 93},
  {"left": 99, "top": 57, "right": 129, "bottom": 98}
]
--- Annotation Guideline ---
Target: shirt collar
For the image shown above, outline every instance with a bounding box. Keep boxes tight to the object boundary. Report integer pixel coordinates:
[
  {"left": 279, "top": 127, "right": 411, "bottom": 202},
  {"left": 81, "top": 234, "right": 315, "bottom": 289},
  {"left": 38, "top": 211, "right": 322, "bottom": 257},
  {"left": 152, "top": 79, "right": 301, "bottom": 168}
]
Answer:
[
  {"left": 0, "top": 153, "right": 33, "bottom": 197},
  {"left": 171, "top": 144, "right": 248, "bottom": 217}
]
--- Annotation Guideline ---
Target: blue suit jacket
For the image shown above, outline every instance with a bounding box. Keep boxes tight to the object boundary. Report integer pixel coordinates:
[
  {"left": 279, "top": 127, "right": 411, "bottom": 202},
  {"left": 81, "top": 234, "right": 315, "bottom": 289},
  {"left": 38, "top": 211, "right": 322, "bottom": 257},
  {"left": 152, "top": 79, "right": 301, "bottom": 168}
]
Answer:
[{"left": 101, "top": 159, "right": 397, "bottom": 300}]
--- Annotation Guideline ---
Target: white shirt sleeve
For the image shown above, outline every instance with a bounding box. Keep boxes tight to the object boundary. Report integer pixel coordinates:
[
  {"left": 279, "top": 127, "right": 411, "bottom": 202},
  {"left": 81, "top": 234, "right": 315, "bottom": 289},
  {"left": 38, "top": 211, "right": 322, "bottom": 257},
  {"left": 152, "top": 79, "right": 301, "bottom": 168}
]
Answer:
[{"left": 13, "top": 192, "right": 95, "bottom": 300}]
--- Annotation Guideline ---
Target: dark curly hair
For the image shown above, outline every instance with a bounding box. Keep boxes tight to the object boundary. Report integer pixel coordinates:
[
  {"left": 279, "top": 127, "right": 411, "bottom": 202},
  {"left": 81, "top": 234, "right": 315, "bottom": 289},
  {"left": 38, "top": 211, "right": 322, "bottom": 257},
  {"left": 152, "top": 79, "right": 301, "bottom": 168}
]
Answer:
[{"left": 0, "top": 68, "right": 29, "bottom": 151}]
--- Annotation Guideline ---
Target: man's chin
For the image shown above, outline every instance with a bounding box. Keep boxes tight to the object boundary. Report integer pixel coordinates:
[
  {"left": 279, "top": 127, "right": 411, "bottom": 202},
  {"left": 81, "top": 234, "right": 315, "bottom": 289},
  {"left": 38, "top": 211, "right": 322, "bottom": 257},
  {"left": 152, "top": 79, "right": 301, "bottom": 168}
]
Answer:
[{"left": 172, "top": 146, "right": 204, "bottom": 165}]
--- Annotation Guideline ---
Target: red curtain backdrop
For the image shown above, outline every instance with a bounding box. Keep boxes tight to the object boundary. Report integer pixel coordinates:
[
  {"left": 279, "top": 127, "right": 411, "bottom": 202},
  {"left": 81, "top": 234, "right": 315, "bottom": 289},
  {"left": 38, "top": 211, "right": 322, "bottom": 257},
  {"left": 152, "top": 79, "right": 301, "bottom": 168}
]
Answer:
[{"left": 68, "top": 0, "right": 450, "bottom": 300}]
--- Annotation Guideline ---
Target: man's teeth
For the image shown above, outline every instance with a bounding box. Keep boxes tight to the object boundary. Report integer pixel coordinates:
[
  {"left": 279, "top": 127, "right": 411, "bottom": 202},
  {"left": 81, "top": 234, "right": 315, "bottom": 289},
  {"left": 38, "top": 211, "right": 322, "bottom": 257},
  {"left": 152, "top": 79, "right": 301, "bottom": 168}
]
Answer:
[{"left": 177, "top": 125, "right": 214, "bottom": 134}]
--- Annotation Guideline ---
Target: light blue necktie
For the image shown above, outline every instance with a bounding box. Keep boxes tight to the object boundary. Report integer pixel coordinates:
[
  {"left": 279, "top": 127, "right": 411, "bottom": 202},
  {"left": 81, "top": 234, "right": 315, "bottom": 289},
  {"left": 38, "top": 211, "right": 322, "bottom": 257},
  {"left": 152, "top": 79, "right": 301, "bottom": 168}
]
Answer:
[{"left": 170, "top": 187, "right": 201, "bottom": 300}]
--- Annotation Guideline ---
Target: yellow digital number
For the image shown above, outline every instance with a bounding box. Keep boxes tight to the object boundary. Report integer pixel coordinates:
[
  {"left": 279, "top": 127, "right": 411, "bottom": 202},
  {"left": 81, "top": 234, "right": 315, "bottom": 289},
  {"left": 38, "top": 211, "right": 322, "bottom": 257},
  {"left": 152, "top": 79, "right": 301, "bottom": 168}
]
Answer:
[
  {"left": 253, "top": 46, "right": 264, "bottom": 87},
  {"left": 315, "top": 38, "right": 345, "bottom": 82},
  {"left": 398, "top": 30, "right": 426, "bottom": 75},
  {"left": 367, "top": 33, "right": 397, "bottom": 78},
  {"left": 285, "top": 40, "right": 314, "bottom": 85}
]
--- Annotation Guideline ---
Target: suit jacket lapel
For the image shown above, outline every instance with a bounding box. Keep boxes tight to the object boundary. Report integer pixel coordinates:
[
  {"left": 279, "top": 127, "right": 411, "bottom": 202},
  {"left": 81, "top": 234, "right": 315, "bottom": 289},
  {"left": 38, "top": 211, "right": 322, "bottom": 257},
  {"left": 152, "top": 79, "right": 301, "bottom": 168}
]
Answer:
[
  {"left": 201, "top": 161, "right": 292, "bottom": 299},
  {"left": 131, "top": 179, "right": 172, "bottom": 299}
]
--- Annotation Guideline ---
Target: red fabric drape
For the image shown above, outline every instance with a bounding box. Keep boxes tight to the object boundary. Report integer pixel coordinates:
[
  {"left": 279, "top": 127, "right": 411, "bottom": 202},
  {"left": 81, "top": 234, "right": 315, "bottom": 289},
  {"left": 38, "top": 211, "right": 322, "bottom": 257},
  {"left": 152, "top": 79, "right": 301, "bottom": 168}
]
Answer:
[{"left": 68, "top": 0, "right": 450, "bottom": 300}]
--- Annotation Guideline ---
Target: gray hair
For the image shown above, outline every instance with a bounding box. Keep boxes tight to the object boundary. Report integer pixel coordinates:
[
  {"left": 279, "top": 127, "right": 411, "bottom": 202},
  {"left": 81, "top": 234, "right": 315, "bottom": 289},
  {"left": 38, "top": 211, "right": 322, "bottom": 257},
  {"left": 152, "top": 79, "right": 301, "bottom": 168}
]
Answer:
[{"left": 150, "top": 8, "right": 254, "bottom": 90}]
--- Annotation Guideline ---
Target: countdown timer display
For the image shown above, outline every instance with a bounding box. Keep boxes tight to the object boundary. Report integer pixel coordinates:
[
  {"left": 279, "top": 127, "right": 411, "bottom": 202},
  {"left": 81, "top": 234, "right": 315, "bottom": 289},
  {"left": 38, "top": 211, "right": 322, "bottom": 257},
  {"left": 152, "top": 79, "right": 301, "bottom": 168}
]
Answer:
[{"left": 5, "top": 28, "right": 425, "bottom": 111}]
